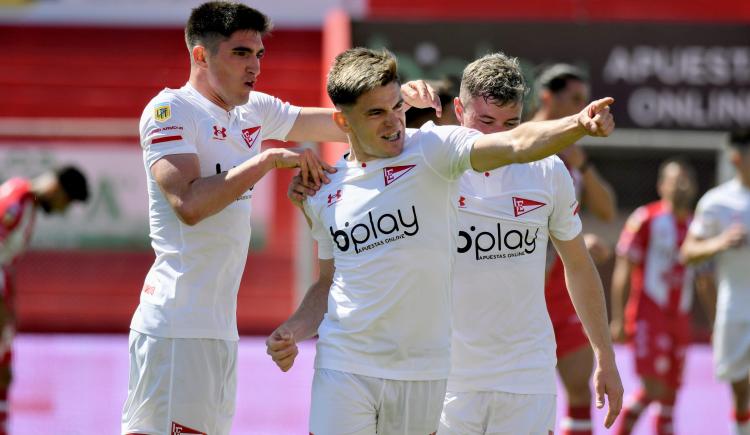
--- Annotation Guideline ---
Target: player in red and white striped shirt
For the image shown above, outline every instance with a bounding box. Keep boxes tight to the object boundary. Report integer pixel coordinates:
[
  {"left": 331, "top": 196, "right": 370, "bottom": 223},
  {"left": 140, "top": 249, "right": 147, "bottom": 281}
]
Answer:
[
  {"left": 610, "top": 158, "right": 698, "bottom": 435},
  {"left": 0, "top": 166, "right": 88, "bottom": 435}
]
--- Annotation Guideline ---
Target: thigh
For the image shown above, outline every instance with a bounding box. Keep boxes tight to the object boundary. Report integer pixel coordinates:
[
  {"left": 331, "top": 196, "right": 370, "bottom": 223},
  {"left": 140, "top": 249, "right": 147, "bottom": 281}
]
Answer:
[
  {"left": 378, "top": 378, "right": 446, "bottom": 435},
  {"left": 714, "top": 321, "right": 750, "bottom": 382},
  {"left": 122, "top": 332, "right": 236, "bottom": 435},
  {"left": 439, "top": 391, "right": 489, "bottom": 435},
  {"left": 309, "top": 369, "right": 379, "bottom": 435},
  {"left": 486, "top": 392, "right": 556, "bottom": 435}
]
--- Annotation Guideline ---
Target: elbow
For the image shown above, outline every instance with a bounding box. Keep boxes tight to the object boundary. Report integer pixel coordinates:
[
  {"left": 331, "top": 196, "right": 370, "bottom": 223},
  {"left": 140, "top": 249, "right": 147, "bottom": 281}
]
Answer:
[{"left": 173, "top": 202, "right": 203, "bottom": 226}]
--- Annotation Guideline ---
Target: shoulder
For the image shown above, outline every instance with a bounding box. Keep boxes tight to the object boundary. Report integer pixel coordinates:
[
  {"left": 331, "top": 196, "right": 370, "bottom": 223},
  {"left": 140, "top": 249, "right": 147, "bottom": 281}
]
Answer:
[
  {"left": 697, "top": 182, "right": 733, "bottom": 209},
  {"left": 0, "top": 178, "right": 34, "bottom": 230},
  {"left": 141, "top": 88, "right": 194, "bottom": 124},
  {"left": 625, "top": 202, "right": 661, "bottom": 231}
]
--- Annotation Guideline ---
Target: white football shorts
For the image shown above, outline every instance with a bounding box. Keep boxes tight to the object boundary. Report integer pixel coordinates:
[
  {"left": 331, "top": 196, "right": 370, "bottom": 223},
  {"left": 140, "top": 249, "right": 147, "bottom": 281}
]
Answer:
[
  {"left": 310, "top": 368, "right": 446, "bottom": 435},
  {"left": 439, "top": 390, "right": 555, "bottom": 435},
  {"left": 714, "top": 320, "right": 750, "bottom": 382},
  {"left": 121, "top": 330, "right": 238, "bottom": 435}
]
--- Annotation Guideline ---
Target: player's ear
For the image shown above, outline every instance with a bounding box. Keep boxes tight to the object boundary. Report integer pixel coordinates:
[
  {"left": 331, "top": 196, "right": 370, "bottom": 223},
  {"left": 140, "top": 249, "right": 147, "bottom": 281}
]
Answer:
[
  {"left": 453, "top": 97, "right": 464, "bottom": 124},
  {"left": 192, "top": 45, "right": 208, "bottom": 68},
  {"left": 332, "top": 110, "right": 351, "bottom": 134}
]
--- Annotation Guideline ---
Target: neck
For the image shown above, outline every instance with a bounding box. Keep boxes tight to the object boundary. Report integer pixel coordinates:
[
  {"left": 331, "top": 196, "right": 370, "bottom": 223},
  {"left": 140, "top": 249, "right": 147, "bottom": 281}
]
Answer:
[
  {"left": 189, "top": 68, "right": 233, "bottom": 112},
  {"left": 346, "top": 137, "right": 377, "bottom": 163},
  {"left": 663, "top": 199, "right": 691, "bottom": 220},
  {"left": 739, "top": 173, "right": 750, "bottom": 189}
]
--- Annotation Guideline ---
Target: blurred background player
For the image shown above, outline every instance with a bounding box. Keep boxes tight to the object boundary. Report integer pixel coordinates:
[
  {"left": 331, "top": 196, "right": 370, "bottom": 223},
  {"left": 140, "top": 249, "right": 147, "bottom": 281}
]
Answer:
[
  {"left": 0, "top": 166, "right": 88, "bottom": 435},
  {"left": 610, "top": 158, "right": 698, "bottom": 434},
  {"left": 531, "top": 63, "right": 618, "bottom": 435},
  {"left": 681, "top": 129, "right": 750, "bottom": 435}
]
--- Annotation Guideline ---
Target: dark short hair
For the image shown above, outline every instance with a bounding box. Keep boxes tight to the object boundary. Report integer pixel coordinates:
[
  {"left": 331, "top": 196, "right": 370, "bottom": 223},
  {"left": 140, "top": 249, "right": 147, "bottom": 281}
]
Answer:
[
  {"left": 185, "top": 1, "right": 272, "bottom": 53},
  {"left": 729, "top": 128, "right": 750, "bottom": 151},
  {"left": 56, "top": 166, "right": 89, "bottom": 202},
  {"left": 536, "top": 63, "right": 587, "bottom": 95},
  {"left": 327, "top": 47, "right": 400, "bottom": 107}
]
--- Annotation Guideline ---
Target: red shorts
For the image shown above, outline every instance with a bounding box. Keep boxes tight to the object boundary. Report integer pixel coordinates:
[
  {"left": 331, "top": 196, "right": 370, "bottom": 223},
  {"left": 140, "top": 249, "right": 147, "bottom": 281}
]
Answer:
[
  {"left": 545, "top": 257, "right": 589, "bottom": 359},
  {"left": 626, "top": 295, "right": 691, "bottom": 389}
]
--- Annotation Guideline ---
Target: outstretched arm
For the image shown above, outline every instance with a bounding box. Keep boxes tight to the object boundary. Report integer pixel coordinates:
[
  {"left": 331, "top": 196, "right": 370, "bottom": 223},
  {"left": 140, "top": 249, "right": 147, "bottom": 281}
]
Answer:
[
  {"left": 553, "top": 233, "right": 623, "bottom": 429},
  {"left": 266, "top": 259, "right": 334, "bottom": 372},
  {"left": 470, "top": 97, "right": 615, "bottom": 171},
  {"left": 285, "top": 80, "right": 443, "bottom": 143}
]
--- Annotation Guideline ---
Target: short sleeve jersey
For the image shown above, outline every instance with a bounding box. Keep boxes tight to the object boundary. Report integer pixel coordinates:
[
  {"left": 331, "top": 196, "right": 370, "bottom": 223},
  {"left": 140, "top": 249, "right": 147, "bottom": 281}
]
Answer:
[
  {"left": 0, "top": 178, "right": 35, "bottom": 268},
  {"left": 130, "top": 84, "right": 300, "bottom": 340},
  {"left": 304, "top": 122, "right": 479, "bottom": 380},
  {"left": 688, "top": 179, "right": 750, "bottom": 323},
  {"left": 448, "top": 157, "right": 582, "bottom": 394},
  {"left": 616, "top": 201, "right": 694, "bottom": 314}
]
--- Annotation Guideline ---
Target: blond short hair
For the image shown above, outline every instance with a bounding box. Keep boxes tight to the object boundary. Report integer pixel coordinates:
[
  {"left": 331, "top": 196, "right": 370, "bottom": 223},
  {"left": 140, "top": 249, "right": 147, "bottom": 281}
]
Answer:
[
  {"left": 460, "top": 53, "right": 526, "bottom": 106},
  {"left": 327, "top": 47, "right": 400, "bottom": 107}
]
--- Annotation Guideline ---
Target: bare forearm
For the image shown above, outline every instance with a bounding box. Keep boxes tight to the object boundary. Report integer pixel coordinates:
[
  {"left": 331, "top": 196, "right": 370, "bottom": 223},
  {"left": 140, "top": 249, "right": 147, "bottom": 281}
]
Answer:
[
  {"left": 609, "top": 257, "right": 631, "bottom": 324},
  {"left": 582, "top": 168, "right": 617, "bottom": 222},
  {"left": 177, "top": 150, "right": 275, "bottom": 224},
  {"left": 471, "top": 115, "right": 585, "bottom": 171},
  {"left": 283, "top": 280, "right": 330, "bottom": 341},
  {"left": 565, "top": 258, "right": 615, "bottom": 358},
  {"left": 681, "top": 237, "right": 724, "bottom": 264}
]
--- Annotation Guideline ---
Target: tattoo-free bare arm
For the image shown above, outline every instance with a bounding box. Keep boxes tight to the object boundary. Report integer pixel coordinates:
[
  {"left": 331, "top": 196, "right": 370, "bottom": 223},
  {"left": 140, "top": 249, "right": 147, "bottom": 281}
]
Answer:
[{"left": 470, "top": 98, "right": 615, "bottom": 171}]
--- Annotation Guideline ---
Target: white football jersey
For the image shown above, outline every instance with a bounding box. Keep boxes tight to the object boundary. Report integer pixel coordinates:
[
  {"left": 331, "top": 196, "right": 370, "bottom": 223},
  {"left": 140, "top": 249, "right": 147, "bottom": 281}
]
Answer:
[
  {"left": 305, "top": 122, "right": 480, "bottom": 381},
  {"left": 449, "top": 157, "right": 582, "bottom": 394},
  {"left": 131, "top": 83, "right": 300, "bottom": 340},
  {"left": 689, "top": 179, "right": 750, "bottom": 324}
]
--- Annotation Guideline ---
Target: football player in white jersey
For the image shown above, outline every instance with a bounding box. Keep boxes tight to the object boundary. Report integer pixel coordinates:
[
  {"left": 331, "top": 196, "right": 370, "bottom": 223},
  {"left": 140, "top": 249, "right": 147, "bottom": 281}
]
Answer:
[
  {"left": 121, "top": 3, "right": 442, "bottom": 435},
  {"left": 681, "top": 129, "right": 750, "bottom": 435},
  {"left": 266, "top": 47, "right": 618, "bottom": 435},
  {"left": 439, "top": 54, "right": 622, "bottom": 435}
]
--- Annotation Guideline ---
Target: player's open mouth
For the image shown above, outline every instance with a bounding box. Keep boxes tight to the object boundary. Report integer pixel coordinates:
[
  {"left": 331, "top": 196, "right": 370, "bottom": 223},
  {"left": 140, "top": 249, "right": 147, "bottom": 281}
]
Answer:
[
  {"left": 382, "top": 131, "right": 400, "bottom": 142},
  {"left": 245, "top": 81, "right": 255, "bottom": 89}
]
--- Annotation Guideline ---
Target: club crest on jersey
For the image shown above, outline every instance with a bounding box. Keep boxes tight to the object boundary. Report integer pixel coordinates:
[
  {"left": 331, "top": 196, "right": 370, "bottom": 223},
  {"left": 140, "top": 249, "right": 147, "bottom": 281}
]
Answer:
[
  {"left": 213, "top": 125, "right": 227, "bottom": 140},
  {"left": 171, "top": 421, "right": 206, "bottom": 435},
  {"left": 154, "top": 104, "right": 171, "bottom": 122},
  {"left": 458, "top": 196, "right": 467, "bottom": 208},
  {"left": 242, "top": 126, "right": 261, "bottom": 149},
  {"left": 327, "top": 189, "right": 343, "bottom": 207},
  {"left": 512, "top": 196, "right": 546, "bottom": 217},
  {"left": 383, "top": 165, "right": 416, "bottom": 186}
]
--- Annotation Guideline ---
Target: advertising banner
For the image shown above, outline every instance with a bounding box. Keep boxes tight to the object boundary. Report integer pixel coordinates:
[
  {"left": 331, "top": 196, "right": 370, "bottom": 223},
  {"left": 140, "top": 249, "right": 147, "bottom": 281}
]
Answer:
[{"left": 353, "top": 21, "right": 750, "bottom": 131}]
